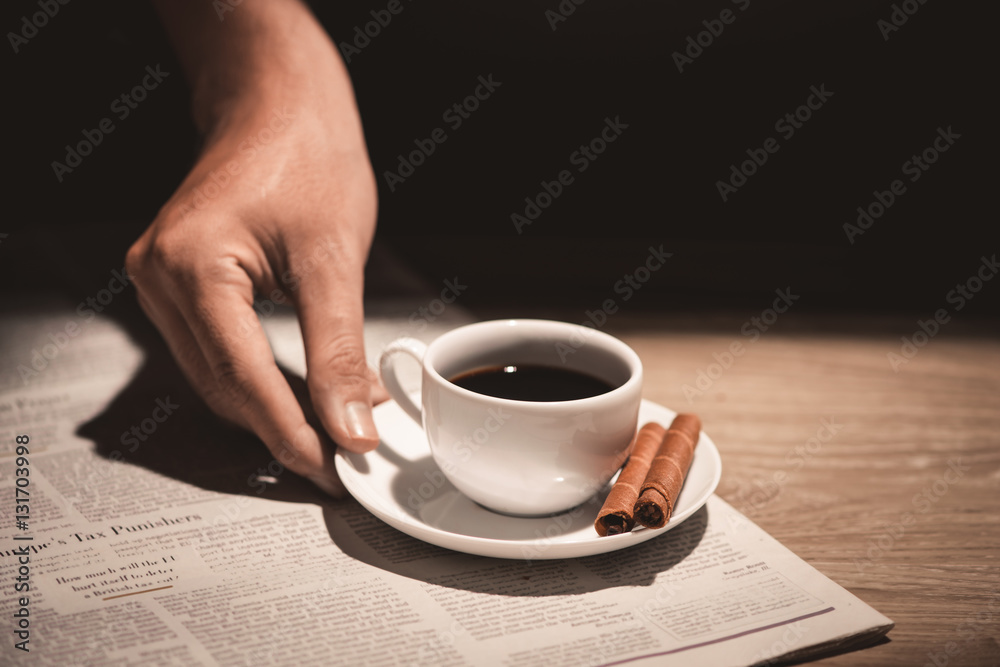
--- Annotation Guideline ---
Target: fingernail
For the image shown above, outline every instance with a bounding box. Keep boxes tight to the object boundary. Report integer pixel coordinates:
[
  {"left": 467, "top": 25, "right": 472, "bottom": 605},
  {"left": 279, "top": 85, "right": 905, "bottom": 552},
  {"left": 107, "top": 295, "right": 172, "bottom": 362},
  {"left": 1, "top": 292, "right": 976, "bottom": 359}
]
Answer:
[
  {"left": 344, "top": 400, "right": 379, "bottom": 449},
  {"left": 308, "top": 475, "right": 347, "bottom": 499}
]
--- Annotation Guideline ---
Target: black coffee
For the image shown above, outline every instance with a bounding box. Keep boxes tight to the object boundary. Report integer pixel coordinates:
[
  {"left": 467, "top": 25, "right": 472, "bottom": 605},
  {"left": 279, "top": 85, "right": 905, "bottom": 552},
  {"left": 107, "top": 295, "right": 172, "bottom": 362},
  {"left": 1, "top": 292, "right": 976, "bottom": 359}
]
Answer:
[{"left": 449, "top": 364, "right": 615, "bottom": 402}]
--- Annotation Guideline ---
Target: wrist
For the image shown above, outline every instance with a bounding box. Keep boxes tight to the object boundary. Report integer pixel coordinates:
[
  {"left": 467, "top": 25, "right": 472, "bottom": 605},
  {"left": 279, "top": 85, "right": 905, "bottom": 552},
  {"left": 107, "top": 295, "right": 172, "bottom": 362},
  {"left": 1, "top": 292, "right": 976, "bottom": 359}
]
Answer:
[{"left": 158, "top": 0, "right": 348, "bottom": 138}]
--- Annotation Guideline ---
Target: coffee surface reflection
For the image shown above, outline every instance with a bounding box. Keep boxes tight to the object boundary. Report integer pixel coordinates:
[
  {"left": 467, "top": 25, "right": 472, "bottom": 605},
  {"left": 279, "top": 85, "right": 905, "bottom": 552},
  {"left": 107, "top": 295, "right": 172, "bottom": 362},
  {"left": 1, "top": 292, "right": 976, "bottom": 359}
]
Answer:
[{"left": 449, "top": 364, "right": 614, "bottom": 402}]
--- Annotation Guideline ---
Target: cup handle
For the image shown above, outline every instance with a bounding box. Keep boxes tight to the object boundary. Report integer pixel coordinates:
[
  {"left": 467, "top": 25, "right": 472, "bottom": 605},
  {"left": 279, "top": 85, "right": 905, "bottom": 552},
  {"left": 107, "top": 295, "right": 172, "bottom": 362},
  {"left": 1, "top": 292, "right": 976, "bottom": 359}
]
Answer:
[{"left": 379, "top": 337, "right": 427, "bottom": 425}]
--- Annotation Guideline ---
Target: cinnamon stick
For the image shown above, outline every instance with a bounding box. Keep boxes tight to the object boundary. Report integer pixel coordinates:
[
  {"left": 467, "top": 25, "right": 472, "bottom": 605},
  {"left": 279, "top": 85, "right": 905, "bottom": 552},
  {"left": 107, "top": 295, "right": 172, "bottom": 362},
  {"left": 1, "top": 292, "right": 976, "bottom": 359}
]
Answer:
[
  {"left": 633, "top": 413, "right": 701, "bottom": 529},
  {"left": 594, "top": 422, "right": 666, "bottom": 536}
]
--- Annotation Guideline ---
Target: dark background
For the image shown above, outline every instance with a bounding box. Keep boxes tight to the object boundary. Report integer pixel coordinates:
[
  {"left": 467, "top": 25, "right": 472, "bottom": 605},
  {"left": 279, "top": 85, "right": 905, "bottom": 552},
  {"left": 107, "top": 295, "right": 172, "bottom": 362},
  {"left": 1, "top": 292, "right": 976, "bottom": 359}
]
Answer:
[{"left": 3, "top": 0, "right": 996, "bottom": 316}]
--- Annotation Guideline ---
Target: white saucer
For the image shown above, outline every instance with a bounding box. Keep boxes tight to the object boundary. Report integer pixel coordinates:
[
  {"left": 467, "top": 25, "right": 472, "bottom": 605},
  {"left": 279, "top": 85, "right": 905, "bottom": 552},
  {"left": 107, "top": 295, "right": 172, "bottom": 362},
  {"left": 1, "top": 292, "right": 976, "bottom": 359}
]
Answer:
[{"left": 335, "top": 399, "right": 722, "bottom": 559}]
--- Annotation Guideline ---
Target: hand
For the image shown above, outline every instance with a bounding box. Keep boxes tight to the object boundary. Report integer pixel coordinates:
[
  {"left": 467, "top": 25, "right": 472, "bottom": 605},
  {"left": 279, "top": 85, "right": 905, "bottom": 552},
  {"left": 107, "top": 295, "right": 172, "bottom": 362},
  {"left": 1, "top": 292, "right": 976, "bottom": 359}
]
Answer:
[{"left": 128, "top": 0, "right": 383, "bottom": 495}]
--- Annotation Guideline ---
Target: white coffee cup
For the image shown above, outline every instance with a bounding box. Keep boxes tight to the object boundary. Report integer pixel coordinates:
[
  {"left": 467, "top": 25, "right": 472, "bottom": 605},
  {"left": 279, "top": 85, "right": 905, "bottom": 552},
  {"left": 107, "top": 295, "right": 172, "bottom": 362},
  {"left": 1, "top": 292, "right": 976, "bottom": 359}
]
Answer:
[{"left": 379, "top": 319, "right": 642, "bottom": 516}]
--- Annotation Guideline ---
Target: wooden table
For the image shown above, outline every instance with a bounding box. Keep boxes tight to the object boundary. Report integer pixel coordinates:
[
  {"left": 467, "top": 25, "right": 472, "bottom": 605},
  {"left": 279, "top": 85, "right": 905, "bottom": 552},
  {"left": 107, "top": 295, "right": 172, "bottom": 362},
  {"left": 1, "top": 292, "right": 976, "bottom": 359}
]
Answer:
[
  {"left": 6, "top": 255, "right": 995, "bottom": 664},
  {"left": 473, "top": 306, "right": 1000, "bottom": 666}
]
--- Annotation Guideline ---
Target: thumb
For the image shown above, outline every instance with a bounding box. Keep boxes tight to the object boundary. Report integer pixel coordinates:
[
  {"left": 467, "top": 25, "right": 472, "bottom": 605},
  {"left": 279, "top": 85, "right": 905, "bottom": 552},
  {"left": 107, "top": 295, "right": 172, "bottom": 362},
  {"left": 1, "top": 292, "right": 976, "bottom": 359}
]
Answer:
[{"left": 296, "top": 258, "right": 380, "bottom": 454}]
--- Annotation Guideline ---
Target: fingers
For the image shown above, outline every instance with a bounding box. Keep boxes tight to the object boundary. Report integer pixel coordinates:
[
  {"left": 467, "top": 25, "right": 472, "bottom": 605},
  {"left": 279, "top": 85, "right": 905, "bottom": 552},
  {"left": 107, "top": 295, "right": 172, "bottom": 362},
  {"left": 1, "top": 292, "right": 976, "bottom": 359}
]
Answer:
[
  {"left": 181, "top": 269, "right": 338, "bottom": 479},
  {"left": 130, "top": 283, "right": 250, "bottom": 430},
  {"left": 128, "top": 236, "right": 343, "bottom": 491},
  {"left": 369, "top": 366, "right": 390, "bottom": 405},
  {"left": 293, "top": 238, "right": 380, "bottom": 454}
]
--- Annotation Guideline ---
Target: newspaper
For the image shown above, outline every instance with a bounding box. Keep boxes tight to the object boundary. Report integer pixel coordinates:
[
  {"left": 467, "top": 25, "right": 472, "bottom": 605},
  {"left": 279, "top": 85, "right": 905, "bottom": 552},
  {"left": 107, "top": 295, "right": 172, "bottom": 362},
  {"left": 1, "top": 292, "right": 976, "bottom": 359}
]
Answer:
[{"left": 0, "top": 297, "right": 892, "bottom": 667}]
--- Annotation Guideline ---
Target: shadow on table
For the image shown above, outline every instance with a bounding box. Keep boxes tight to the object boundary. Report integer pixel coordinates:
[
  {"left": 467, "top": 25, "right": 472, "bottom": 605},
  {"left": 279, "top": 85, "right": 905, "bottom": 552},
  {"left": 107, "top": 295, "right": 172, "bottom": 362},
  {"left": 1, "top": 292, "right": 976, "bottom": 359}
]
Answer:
[
  {"left": 75, "top": 307, "right": 333, "bottom": 506},
  {"left": 323, "top": 500, "right": 708, "bottom": 596},
  {"left": 767, "top": 633, "right": 892, "bottom": 667}
]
